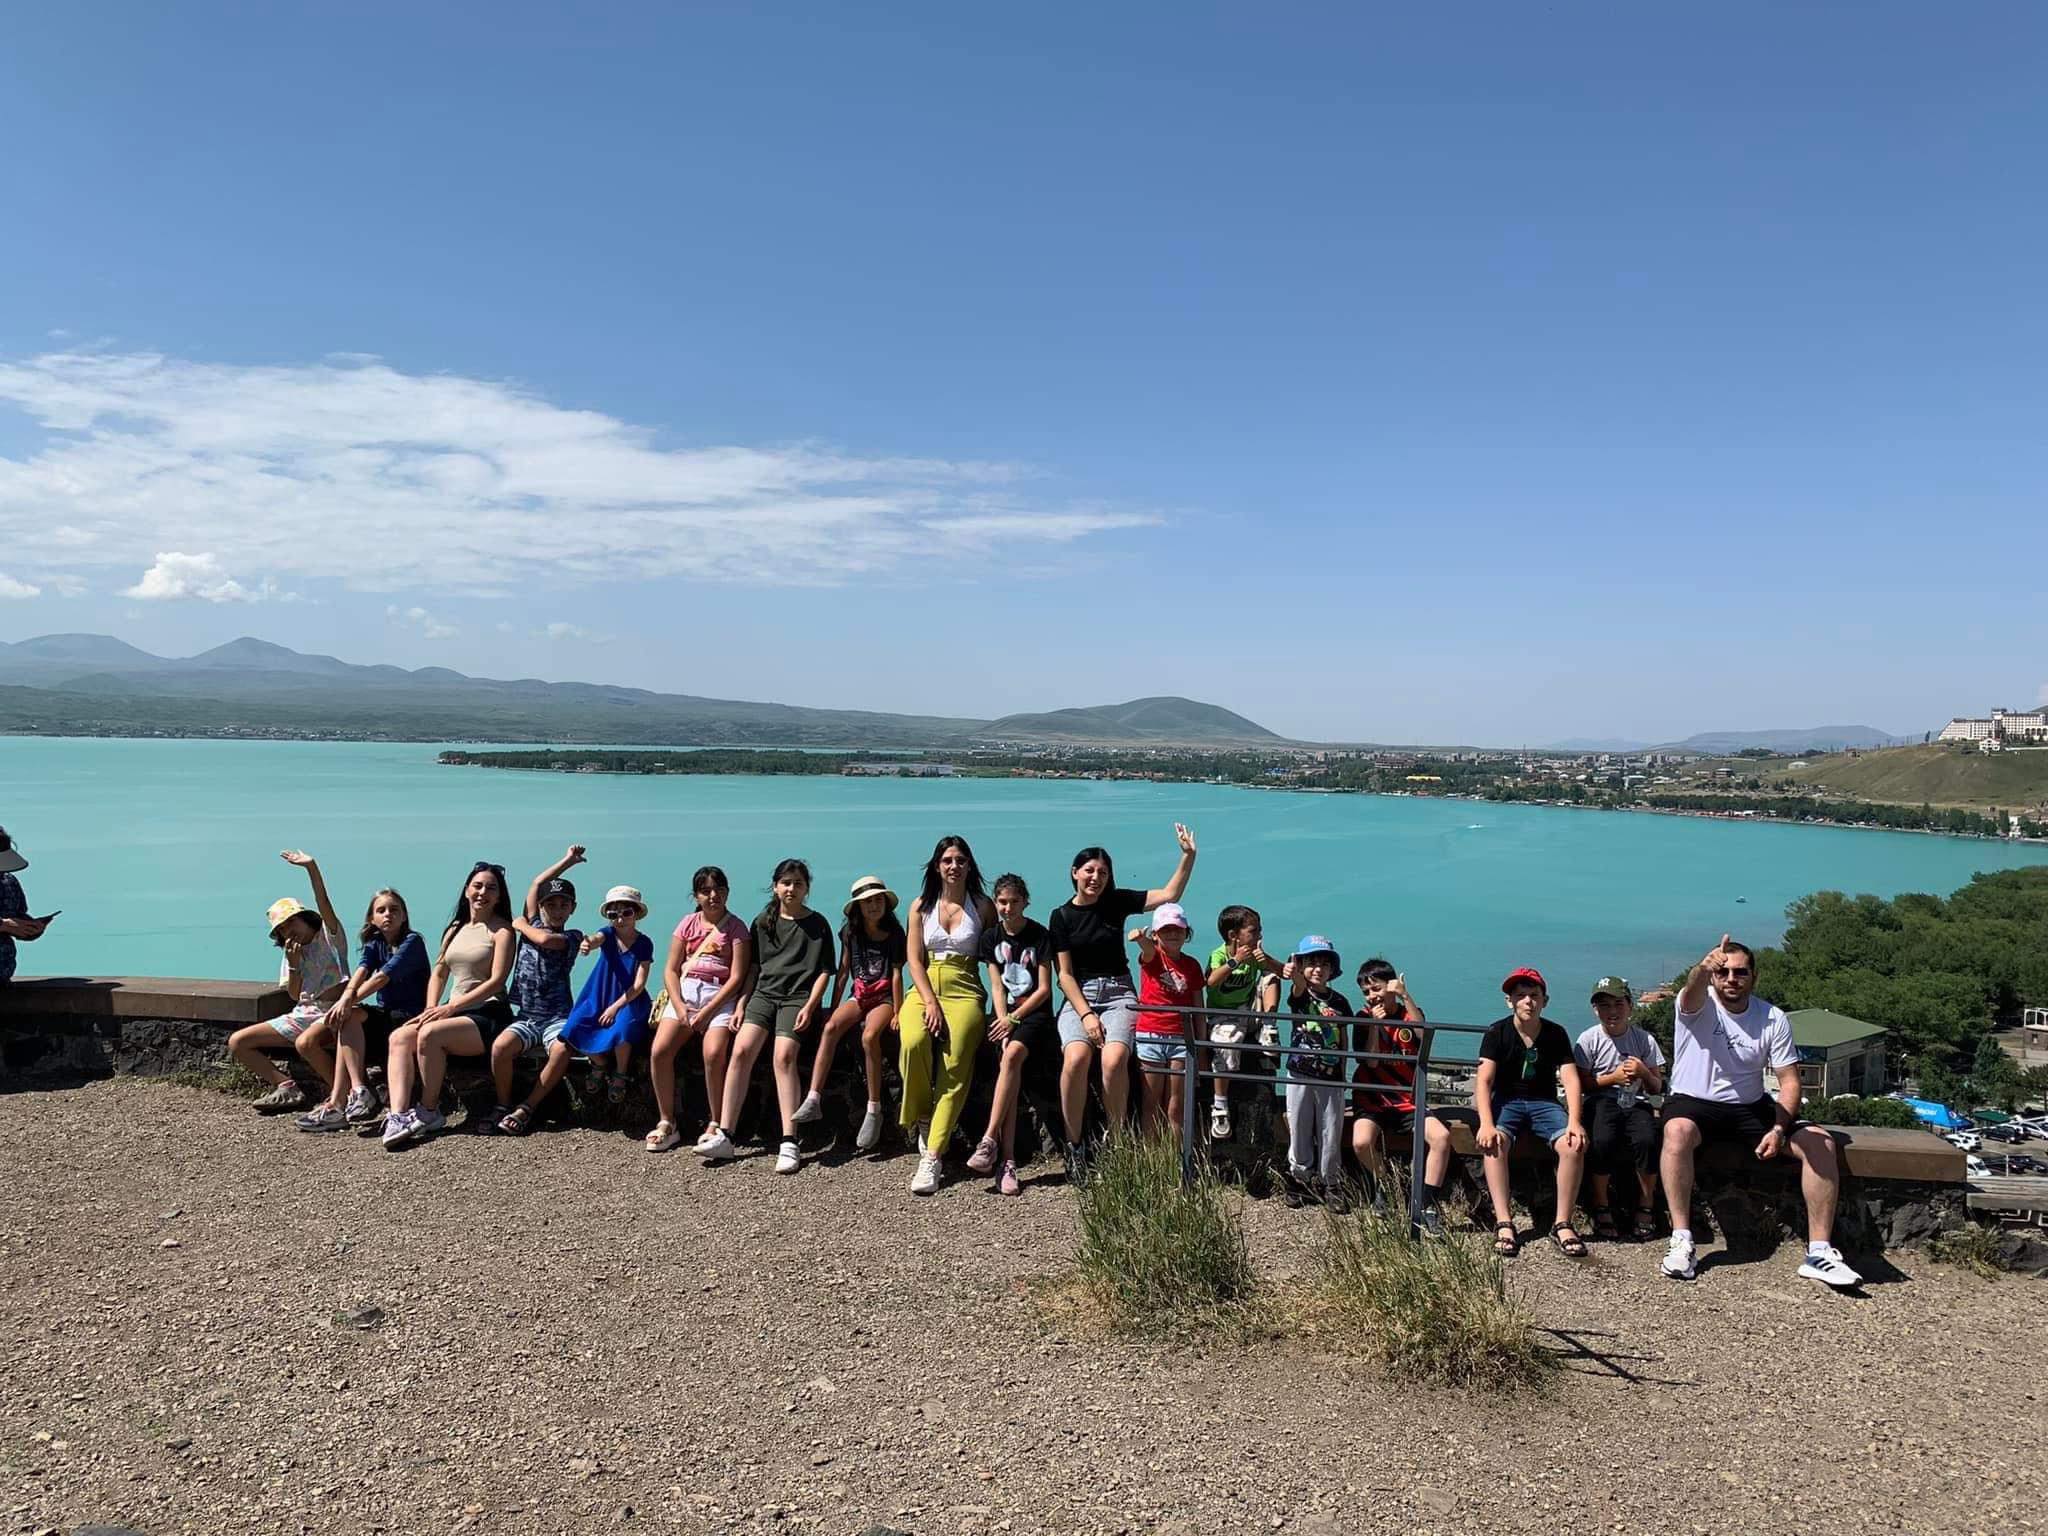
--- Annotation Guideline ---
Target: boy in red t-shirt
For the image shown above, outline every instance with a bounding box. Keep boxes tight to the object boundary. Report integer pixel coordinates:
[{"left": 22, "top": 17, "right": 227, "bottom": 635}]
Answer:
[
  {"left": 1349, "top": 957, "right": 1430, "bottom": 1201},
  {"left": 1129, "top": 902, "right": 1206, "bottom": 1137}
]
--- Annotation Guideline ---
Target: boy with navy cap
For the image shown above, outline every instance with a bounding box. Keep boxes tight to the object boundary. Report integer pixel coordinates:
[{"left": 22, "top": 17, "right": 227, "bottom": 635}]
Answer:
[{"left": 1282, "top": 935, "right": 1354, "bottom": 1210}]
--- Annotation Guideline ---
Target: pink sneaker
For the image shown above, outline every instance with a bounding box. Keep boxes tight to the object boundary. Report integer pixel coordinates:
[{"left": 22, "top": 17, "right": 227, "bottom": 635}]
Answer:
[
  {"left": 998, "top": 1160, "right": 1021, "bottom": 1196},
  {"left": 965, "top": 1135, "right": 999, "bottom": 1175}
]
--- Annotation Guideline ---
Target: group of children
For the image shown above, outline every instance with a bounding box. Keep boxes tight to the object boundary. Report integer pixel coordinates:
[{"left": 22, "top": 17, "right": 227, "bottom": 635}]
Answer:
[{"left": 230, "top": 828, "right": 1657, "bottom": 1230}]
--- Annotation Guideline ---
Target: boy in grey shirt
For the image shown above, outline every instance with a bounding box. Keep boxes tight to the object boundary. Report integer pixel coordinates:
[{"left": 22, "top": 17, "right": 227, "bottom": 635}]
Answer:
[{"left": 1573, "top": 976, "right": 1665, "bottom": 1239}]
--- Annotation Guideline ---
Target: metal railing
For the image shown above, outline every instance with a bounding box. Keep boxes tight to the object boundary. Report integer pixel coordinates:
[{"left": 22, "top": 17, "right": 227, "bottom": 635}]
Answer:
[{"left": 1136, "top": 1003, "right": 1488, "bottom": 1235}]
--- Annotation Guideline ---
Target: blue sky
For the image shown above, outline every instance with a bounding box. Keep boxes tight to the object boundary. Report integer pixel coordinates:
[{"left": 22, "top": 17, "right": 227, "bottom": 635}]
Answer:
[{"left": 1, "top": 3, "right": 2043, "bottom": 744}]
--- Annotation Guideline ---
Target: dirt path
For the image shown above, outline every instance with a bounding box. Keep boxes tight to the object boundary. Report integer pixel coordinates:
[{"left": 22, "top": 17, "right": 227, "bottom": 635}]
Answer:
[{"left": 2, "top": 1080, "right": 2042, "bottom": 1536}]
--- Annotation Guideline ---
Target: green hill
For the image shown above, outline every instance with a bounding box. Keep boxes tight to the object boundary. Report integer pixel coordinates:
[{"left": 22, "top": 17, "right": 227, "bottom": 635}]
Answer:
[
  {"left": 978, "top": 696, "right": 1283, "bottom": 745},
  {"left": 1771, "top": 743, "right": 2048, "bottom": 810}
]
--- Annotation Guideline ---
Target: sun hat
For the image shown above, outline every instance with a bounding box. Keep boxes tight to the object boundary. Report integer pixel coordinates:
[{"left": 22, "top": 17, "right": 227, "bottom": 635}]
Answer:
[
  {"left": 1150, "top": 901, "right": 1193, "bottom": 934},
  {"left": 1502, "top": 965, "right": 1548, "bottom": 994},
  {"left": 1590, "top": 975, "right": 1634, "bottom": 1003},
  {"left": 265, "top": 897, "right": 314, "bottom": 936},
  {"left": 843, "top": 875, "right": 899, "bottom": 917},
  {"left": 600, "top": 885, "right": 647, "bottom": 920},
  {"left": 1293, "top": 934, "right": 1341, "bottom": 969},
  {"left": 539, "top": 877, "right": 577, "bottom": 906},
  {"left": 0, "top": 826, "right": 23, "bottom": 875}
]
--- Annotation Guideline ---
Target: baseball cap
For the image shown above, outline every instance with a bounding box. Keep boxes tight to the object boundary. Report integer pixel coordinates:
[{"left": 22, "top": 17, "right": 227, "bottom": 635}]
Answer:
[
  {"left": 1501, "top": 966, "right": 1547, "bottom": 994},
  {"left": 1590, "top": 975, "right": 1634, "bottom": 1003},
  {"left": 0, "top": 826, "right": 23, "bottom": 875},
  {"left": 539, "top": 877, "right": 577, "bottom": 905},
  {"left": 1150, "top": 901, "right": 1192, "bottom": 934}
]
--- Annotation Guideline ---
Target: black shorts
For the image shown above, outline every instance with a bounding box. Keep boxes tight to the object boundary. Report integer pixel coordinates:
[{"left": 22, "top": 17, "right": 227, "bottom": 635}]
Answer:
[
  {"left": 450, "top": 996, "right": 515, "bottom": 1046},
  {"left": 1661, "top": 1093, "right": 1805, "bottom": 1147},
  {"left": 997, "top": 1010, "right": 1057, "bottom": 1058},
  {"left": 1352, "top": 1101, "right": 1419, "bottom": 1140}
]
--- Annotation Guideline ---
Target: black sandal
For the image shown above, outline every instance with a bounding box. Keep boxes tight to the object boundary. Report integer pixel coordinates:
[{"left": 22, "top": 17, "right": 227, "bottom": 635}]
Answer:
[
  {"left": 1590, "top": 1206, "right": 1619, "bottom": 1241},
  {"left": 1493, "top": 1221, "right": 1521, "bottom": 1257},
  {"left": 1550, "top": 1220, "right": 1589, "bottom": 1258}
]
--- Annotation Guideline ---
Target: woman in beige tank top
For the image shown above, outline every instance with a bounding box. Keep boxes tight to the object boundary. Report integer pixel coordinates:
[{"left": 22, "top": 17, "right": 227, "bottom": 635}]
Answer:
[{"left": 382, "top": 861, "right": 517, "bottom": 1147}]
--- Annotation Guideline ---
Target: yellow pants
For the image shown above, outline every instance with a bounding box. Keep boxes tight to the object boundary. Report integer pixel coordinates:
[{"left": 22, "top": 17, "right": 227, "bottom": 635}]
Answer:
[{"left": 898, "top": 952, "right": 988, "bottom": 1149}]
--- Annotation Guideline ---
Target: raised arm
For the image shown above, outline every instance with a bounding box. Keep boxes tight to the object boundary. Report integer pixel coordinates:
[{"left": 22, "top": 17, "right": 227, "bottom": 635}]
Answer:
[
  {"left": 525, "top": 844, "right": 586, "bottom": 919},
  {"left": 1141, "top": 823, "right": 1198, "bottom": 910},
  {"left": 1678, "top": 933, "right": 1729, "bottom": 1016},
  {"left": 280, "top": 850, "right": 344, "bottom": 945},
  {"left": 513, "top": 913, "right": 572, "bottom": 950}
]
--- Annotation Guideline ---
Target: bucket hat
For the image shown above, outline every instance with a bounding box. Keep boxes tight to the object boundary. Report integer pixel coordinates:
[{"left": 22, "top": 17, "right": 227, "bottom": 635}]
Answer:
[
  {"left": 601, "top": 885, "right": 648, "bottom": 920},
  {"left": 266, "top": 897, "right": 315, "bottom": 937},
  {"left": 843, "top": 875, "right": 899, "bottom": 917}
]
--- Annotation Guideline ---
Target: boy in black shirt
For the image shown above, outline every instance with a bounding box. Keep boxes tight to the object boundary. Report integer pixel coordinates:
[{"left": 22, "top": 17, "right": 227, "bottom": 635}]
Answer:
[{"left": 1474, "top": 967, "right": 1589, "bottom": 1258}]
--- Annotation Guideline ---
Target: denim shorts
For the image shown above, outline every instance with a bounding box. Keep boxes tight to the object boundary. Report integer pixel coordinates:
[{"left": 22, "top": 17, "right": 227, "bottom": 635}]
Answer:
[
  {"left": 1135, "top": 1034, "right": 1188, "bottom": 1066},
  {"left": 505, "top": 1014, "right": 568, "bottom": 1052},
  {"left": 1492, "top": 1097, "right": 1569, "bottom": 1146},
  {"left": 1057, "top": 976, "right": 1139, "bottom": 1050}
]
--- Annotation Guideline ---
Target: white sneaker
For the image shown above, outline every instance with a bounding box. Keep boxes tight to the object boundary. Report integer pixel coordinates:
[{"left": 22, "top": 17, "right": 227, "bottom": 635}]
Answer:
[
  {"left": 1797, "top": 1244, "right": 1861, "bottom": 1288},
  {"left": 856, "top": 1105, "right": 884, "bottom": 1152},
  {"left": 696, "top": 1128, "right": 736, "bottom": 1163},
  {"left": 1661, "top": 1232, "right": 1697, "bottom": 1281},
  {"left": 775, "top": 1139, "right": 802, "bottom": 1175},
  {"left": 380, "top": 1108, "right": 419, "bottom": 1148},
  {"left": 1209, "top": 1099, "right": 1232, "bottom": 1141},
  {"left": 692, "top": 1124, "right": 723, "bottom": 1151},
  {"left": 910, "top": 1153, "right": 941, "bottom": 1196},
  {"left": 792, "top": 1092, "right": 823, "bottom": 1126}
]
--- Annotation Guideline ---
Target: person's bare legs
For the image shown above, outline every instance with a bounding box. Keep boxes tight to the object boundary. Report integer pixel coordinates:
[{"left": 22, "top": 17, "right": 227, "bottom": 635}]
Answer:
[
  {"left": 1059, "top": 1041, "right": 1094, "bottom": 1146},
  {"left": 992, "top": 1041, "right": 1029, "bottom": 1161},
  {"left": 1481, "top": 1134, "right": 1516, "bottom": 1227},
  {"left": 519, "top": 1040, "right": 577, "bottom": 1113},
  {"left": 489, "top": 1029, "right": 525, "bottom": 1108},
  {"left": 385, "top": 1021, "right": 423, "bottom": 1112},
  {"left": 770, "top": 1036, "right": 803, "bottom": 1138},
  {"left": 1552, "top": 1134, "right": 1586, "bottom": 1230},
  {"left": 326, "top": 1007, "right": 370, "bottom": 1106},
  {"left": 1788, "top": 1125, "right": 1841, "bottom": 1243},
  {"left": 415, "top": 1017, "right": 485, "bottom": 1112},
  {"left": 1422, "top": 1114, "right": 1457, "bottom": 1189},
  {"left": 227, "top": 1023, "right": 293, "bottom": 1087},
  {"left": 810, "top": 999, "right": 863, "bottom": 1100},
  {"left": 1351, "top": 1115, "right": 1389, "bottom": 1186},
  {"left": 648, "top": 1012, "right": 698, "bottom": 1128},
  {"left": 718, "top": 1023, "right": 772, "bottom": 1133},
  {"left": 292, "top": 1020, "right": 337, "bottom": 1093},
  {"left": 1101, "top": 1042, "right": 1133, "bottom": 1136},
  {"left": 859, "top": 1003, "right": 895, "bottom": 1105},
  {"left": 1660, "top": 1117, "right": 1702, "bottom": 1233},
  {"left": 702, "top": 1025, "right": 735, "bottom": 1127}
]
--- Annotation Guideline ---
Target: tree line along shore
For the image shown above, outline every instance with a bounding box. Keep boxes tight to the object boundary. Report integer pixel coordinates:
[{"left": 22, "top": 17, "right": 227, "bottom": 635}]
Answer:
[{"left": 436, "top": 747, "right": 2048, "bottom": 842}]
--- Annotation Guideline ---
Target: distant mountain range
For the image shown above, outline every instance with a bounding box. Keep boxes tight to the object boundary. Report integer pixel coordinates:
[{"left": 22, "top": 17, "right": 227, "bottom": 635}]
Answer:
[
  {"left": 1548, "top": 726, "right": 1918, "bottom": 756},
  {"left": 0, "top": 633, "right": 1284, "bottom": 748}
]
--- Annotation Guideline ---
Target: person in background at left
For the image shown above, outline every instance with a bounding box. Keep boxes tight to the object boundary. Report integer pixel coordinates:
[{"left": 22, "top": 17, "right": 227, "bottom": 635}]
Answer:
[{"left": 0, "top": 824, "right": 54, "bottom": 986}]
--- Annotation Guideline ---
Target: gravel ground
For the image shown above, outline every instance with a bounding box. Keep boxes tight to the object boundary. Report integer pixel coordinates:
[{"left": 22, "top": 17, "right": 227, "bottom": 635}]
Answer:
[{"left": 3, "top": 1079, "right": 2044, "bottom": 1536}]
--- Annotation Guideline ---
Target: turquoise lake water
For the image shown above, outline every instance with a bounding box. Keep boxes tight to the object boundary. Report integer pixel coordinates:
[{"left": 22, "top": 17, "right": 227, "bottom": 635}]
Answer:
[{"left": 5, "top": 738, "right": 2044, "bottom": 1042}]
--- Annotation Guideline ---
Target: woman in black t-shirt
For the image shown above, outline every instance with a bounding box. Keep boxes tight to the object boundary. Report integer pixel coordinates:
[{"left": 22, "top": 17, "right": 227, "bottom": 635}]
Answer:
[{"left": 1047, "top": 823, "right": 1197, "bottom": 1171}]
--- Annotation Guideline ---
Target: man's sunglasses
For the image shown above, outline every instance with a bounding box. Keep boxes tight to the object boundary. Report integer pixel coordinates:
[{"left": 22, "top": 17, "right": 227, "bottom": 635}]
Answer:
[{"left": 1714, "top": 965, "right": 1752, "bottom": 979}]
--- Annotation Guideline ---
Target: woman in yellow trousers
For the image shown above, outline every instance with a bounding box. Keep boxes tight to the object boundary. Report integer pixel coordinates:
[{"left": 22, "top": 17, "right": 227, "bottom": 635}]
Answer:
[{"left": 900, "top": 834, "right": 998, "bottom": 1195}]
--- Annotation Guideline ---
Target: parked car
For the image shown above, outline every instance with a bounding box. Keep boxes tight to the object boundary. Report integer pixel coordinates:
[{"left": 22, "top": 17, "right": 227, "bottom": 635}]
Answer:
[
  {"left": 2016, "top": 1120, "right": 2048, "bottom": 1141},
  {"left": 2010, "top": 1156, "right": 2047, "bottom": 1175},
  {"left": 1945, "top": 1131, "right": 1982, "bottom": 1152},
  {"left": 1983, "top": 1125, "right": 2024, "bottom": 1143},
  {"left": 1966, "top": 1155, "right": 1991, "bottom": 1179}
]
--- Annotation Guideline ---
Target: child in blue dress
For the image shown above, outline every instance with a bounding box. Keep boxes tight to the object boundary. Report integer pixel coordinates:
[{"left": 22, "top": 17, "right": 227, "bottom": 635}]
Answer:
[{"left": 557, "top": 884, "right": 655, "bottom": 1091}]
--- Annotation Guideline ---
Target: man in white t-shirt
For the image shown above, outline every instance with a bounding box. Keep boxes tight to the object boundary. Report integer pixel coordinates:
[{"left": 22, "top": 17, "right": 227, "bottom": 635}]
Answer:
[{"left": 1660, "top": 934, "right": 1860, "bottom": 1288}]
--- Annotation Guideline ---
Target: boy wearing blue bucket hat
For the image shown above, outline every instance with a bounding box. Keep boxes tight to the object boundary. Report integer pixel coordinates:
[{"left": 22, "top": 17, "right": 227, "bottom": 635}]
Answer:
[{"left": 1281, "top": 935, "right": 1354, "bottom": 1210}]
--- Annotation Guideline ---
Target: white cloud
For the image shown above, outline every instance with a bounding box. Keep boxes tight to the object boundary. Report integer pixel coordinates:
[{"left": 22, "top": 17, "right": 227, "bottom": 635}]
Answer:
[
  {"left": 387, "top": 604, "right": 457, "bottom": 640},
  {"left": 0, "top": 350, "right": 1155, "bottom": 598},
  {"left": 122, "top": 551, "right": 283, "bottom": 603},
  {"left": 0, "top": 571, "right": 40, "bottom": 599},
  {"left": 540, "top": 618, "right": 610, "bottom": 643}
]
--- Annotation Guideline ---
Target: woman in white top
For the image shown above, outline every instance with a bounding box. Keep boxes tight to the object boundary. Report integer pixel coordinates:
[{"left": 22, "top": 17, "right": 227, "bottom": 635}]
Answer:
[
  {"left": 382, "top": 860, "right": 516, "bottom": 1148},
  {"left": 899, "top": 835, "right": 997, "bottom": 1195}
]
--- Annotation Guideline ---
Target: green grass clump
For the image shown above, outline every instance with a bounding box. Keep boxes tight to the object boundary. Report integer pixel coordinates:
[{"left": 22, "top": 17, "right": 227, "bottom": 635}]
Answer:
[
  {"left": 1072, "top": 1133, "right": 1257, "bottom": 1327},
  {"left": 1309, "top": 1198, "right": 1556, "bottom": 1392},
  {"left": 162, "top": 1063, "right": 269, "bottom": 1098},
  {"left": 1927, "top": 1223, "right": 2006, "bottom": 1279}
]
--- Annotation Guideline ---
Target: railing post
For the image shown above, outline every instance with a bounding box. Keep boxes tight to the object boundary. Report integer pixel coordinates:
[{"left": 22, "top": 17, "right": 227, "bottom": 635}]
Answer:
[
  {"left": 1180, "top": 1006, "right": 1200, "bottom": 1188},
  {"left": 1408, "top": 1025, "right": 1438, "bottom": 1238}
]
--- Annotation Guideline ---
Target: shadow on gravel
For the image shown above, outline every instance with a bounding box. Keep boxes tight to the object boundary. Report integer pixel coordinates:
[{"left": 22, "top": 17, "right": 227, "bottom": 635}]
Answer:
[{"left": 1536, "top": 1326, "right": 1697, "bottom": 1388}]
